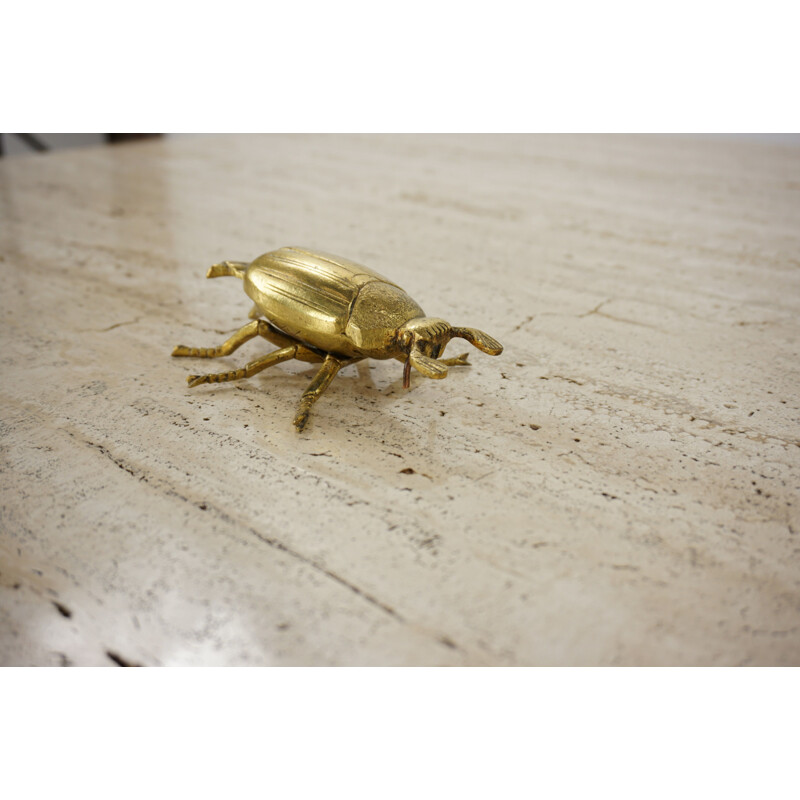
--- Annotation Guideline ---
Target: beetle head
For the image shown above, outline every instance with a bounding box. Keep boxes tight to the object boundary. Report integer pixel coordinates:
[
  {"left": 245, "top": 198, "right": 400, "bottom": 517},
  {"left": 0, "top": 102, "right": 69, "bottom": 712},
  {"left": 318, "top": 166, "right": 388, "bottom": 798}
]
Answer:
[{"left": 398, "top": 318, "right": 503, "bottom": 388}]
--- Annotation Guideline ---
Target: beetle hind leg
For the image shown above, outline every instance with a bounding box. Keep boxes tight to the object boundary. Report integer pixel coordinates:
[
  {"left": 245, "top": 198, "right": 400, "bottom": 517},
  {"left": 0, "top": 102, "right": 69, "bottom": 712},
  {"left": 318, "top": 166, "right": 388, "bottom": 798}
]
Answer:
[
  {"left": 173, "top": 319, "right": 265, "bottom": 358},
  {"left": 173, "top": 319, "right": 299, "bottom": 358}
]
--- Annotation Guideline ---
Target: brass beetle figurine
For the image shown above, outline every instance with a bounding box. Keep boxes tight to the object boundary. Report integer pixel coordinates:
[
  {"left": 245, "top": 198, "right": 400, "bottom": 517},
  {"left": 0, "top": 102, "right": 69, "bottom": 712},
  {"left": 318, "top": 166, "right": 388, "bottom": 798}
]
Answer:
[{"left": 172, "top": 247, "right": 503, "bottom": 431}]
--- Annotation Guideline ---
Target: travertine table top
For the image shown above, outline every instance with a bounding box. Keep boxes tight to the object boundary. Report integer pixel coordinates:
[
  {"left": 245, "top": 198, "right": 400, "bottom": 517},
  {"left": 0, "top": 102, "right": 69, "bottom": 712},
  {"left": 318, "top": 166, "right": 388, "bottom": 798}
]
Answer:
[{"left": 1, "top": 134, "right": 798, "bottom": 666}]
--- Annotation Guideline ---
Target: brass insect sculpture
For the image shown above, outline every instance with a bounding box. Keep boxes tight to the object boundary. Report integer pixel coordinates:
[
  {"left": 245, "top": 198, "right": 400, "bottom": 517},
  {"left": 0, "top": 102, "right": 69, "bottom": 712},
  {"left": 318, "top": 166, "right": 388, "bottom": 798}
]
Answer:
[{"left": 172, "top": 247, "right": 503, "bottom": 431}]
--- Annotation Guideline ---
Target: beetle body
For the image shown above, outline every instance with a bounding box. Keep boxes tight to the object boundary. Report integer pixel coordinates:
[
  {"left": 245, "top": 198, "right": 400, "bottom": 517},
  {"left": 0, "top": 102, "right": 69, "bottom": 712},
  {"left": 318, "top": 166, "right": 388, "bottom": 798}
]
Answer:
[
  {"left": 173, "top": 247, "right": 503, "bottom": 431},
  {"left": 244, "top": 247, "right": 424, "bottom": 359}
]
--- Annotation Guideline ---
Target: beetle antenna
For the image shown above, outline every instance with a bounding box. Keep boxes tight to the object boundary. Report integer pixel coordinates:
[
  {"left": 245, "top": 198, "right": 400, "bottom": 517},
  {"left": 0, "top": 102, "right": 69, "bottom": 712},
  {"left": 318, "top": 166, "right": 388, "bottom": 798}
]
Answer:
[{"left": 450, "top": 327, "right": 503, "bottom": 355}]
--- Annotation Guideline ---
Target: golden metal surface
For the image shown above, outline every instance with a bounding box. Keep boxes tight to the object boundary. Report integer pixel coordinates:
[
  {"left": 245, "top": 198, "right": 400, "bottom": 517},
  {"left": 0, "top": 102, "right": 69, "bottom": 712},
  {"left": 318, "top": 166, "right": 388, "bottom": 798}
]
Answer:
[{"left": 173, "top": 247, "right": 503, "bottom": 431}]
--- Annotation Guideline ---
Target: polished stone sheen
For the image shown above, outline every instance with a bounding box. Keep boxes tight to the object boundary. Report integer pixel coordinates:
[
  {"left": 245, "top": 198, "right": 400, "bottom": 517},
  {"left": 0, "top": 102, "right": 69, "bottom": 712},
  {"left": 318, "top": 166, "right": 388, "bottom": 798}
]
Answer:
[{"left": 1, "top": 134, "right": 799, "bottom": 666}]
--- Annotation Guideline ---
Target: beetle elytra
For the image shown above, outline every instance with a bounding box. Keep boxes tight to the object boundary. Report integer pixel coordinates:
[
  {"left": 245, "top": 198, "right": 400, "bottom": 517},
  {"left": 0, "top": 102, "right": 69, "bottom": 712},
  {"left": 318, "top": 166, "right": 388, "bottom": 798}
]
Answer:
[{"left": 172, "top": 247, "right": 503, "bottom": 431}]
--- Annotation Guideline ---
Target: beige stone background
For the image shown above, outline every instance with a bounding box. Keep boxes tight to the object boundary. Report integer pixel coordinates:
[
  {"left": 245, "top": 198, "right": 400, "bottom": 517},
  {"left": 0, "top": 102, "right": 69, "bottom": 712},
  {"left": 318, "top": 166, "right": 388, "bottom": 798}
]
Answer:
[{"left": 1, "top": 134, "right": 798, "bottom": 666}]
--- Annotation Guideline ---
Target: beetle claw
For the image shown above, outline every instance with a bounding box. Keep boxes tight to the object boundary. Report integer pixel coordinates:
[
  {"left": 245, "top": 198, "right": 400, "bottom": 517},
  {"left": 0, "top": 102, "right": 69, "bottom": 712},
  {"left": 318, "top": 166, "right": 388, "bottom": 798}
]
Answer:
[{"left": 293, "top": 411, "right": 309, "bottom": 432}]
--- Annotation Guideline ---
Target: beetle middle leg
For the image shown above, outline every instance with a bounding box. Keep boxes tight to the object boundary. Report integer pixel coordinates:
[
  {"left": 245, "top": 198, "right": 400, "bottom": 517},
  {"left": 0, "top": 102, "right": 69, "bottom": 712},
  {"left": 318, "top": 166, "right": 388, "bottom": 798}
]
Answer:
[
  {"left": 294, "top": 355, "right": 360, "bottom": 432},
  {"left": 173, "top": 319, "right": 294, "bottom": 358},
  {"left": 186, "top": 345, "right": 302, "bottom": 388}
]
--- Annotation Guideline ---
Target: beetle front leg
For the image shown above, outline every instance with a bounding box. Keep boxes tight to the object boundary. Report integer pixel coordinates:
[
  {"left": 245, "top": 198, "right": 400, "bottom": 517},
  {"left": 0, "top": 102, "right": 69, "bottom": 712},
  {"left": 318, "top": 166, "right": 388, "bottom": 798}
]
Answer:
[
  {"left": 440, "top": 352, "right": 470, "bottom": 367},
  {"left": 187, "top": 345, "right": 299, "bottom": 387},
  {"left": 294, "top": 355, "right": 357, "bottom": 432}
]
